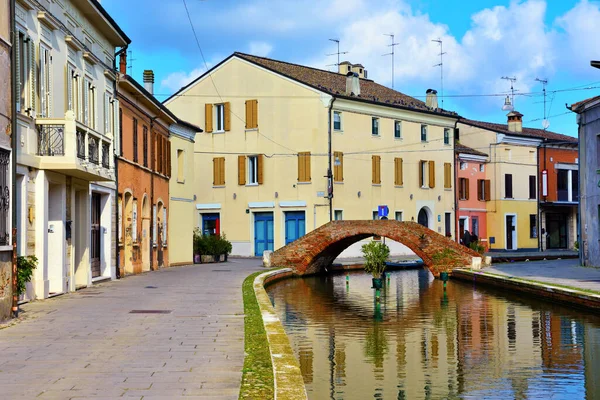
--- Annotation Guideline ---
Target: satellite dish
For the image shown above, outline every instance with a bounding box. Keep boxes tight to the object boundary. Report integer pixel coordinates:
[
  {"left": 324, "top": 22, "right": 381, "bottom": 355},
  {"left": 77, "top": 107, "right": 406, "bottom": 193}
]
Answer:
[{"left": 542, "top": 119, "right": 550, "bottom": 129}]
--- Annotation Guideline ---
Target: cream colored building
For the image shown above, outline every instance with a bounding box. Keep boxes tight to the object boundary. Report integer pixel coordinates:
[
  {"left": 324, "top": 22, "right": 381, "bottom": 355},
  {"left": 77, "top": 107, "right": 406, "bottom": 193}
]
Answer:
[
  {"left": 165, "top": 53, "right": 459, "bottom": 257},
  {"left": 459, "top": 113, "right": 576, "bottom": 251},
  {"left": 14, "top": 0, "right": 128, "bottom": 299},
  {"left": 168, "top": 120, "right": 202, "bottom": 266}
]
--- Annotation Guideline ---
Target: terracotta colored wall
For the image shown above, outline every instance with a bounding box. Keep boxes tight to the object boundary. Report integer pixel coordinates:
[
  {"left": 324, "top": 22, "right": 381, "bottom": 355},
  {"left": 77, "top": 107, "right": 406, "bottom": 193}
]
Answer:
[
  {"left": 539, "top": 147, "right": 578, "bottom": 202},
  {"left": 118, "top": 97, "right": 170, "bottom": 276},
  {"left": 456, "top": 157, "right": 488, "bottom": 245}
]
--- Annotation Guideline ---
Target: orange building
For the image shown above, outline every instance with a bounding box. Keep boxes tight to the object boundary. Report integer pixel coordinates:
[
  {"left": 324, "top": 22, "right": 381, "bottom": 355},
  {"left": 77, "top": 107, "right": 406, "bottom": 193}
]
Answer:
[
  {"left": 116, "top": 55, "right": 174, "bottom": 275},
  {"left": 455, "top": 143, "right": 489, "bottom": 248},
  {"left": 539, "top": 142, "right": 579, "bottom": 250}
]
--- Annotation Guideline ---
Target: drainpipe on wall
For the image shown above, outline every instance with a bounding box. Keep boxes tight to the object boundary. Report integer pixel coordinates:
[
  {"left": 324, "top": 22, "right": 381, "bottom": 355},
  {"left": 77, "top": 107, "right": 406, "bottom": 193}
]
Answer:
[
  {"left": 11, "top": 0, "right": 19, "bottom": 318},
  {"left": 327, "top": 97, "right": 336, "bottom": 222}
]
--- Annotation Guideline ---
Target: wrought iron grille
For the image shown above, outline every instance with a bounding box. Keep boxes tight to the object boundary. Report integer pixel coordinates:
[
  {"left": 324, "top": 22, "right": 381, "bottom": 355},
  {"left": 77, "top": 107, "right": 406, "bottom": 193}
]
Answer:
[
  {"left": 89, "top": 136, "right": 99, "bottom": 164},
  {"left": 0, "top": 150, "right": 9, "bottom": 246},
  {"left": 37, "top": 124, "right": 65, "bottom": 156},
  {"left": 76, "top": 130, "right": 86, "bottom": 159},
  {"left": 102, "top": 142, "right": 110, "bottom": 168}
]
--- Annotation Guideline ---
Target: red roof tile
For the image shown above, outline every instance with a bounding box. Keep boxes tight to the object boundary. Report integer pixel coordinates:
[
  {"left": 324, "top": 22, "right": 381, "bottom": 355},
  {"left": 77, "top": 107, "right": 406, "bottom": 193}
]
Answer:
[
  {"left": 455, "top": 142, "right": 488, "bottom": 157},
  {"left": 460, "top": 118, "right": 577, "bottom": 143}
]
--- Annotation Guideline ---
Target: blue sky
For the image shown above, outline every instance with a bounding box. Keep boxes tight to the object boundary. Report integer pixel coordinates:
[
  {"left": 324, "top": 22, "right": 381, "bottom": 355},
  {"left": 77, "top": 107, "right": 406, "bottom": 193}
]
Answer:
[{"left": 102, "top": 0, "right": 600, "bottom": 137}]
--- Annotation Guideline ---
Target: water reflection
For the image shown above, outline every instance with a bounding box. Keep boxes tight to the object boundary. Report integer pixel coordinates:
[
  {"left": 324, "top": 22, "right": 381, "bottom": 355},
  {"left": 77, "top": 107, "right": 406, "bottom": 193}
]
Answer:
[{"left": 267, "top": 269, "right": 600, "bottom": 400}]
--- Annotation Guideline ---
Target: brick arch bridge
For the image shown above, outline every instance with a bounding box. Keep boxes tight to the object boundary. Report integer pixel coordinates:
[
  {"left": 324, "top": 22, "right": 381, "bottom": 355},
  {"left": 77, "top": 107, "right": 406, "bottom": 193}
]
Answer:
[{"left": 270, "top": 220, "right": 482, "bottom": 277}]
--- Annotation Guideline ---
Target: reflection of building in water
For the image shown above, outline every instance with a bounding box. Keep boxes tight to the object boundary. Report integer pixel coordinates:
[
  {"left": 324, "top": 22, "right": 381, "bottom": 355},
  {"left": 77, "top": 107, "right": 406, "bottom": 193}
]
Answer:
[{"left": 584, "top": 326, "right": 600, "bottom": 397}]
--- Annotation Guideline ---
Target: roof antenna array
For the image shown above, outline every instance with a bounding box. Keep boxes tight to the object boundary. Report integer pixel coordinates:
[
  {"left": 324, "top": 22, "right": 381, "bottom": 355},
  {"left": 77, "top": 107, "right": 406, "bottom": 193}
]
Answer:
[
  {"left": 535, "top": 77, "right": 549, "bottom": 130},
  {"left": 383, "top": 33, "right": 399, "bottom": 89},
  {"left": 326, "top": 39, "right": 348, "bottom": 70},
  {"left": 501, "top": 76, "right": 517, "bottom": 111},
  {"left": 432, "top": 38, "right": 446, "bottom": 109}
]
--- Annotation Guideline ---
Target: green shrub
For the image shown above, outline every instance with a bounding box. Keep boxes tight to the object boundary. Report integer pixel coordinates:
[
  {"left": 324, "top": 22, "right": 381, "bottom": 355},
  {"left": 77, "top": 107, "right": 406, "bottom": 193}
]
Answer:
[
  {"left": 193, "top": 230, "right": 233, "bottom": 256},
  {"left": 17, "top": 255, "right": 38, "bottom": 296},
  {"left": 469, "top": 240, "right": 485, "bottom": 255},
  {"left": 574, "top": 241, "right": 579, "bottom": 250},
  {"left": 362, "top": 241, "right": 390, "bottom": 278}
]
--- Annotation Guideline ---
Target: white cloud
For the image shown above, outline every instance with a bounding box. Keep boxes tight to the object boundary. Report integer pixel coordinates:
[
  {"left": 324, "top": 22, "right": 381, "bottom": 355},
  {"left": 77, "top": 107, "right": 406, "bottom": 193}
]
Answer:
[
  {"left": 248, "top": 41, "right": 274, "bottom": 57},
  {"left": 160, "top": 67, "right": 205, "bottom": 93}
]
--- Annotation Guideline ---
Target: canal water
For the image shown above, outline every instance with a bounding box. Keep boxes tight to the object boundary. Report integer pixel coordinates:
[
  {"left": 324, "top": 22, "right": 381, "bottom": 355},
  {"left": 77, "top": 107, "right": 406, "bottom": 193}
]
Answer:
[{"left": 267, "top": 269, "right": 600, "bottom": 400}]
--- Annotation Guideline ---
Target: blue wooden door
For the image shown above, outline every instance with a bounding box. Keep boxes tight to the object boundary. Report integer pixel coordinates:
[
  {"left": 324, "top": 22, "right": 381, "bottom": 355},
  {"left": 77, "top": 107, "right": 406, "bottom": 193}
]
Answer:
[
  {"left": 254, "top": 212, "right": 274, "bottom": 256},
  {"left": 285, "top": 211, "right": 305, "bottom": 245}
]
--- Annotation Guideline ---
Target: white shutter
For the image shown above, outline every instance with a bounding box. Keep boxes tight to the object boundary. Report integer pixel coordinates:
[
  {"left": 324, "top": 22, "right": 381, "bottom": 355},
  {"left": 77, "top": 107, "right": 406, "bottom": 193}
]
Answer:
[
  {"left": 15, "top": 36, "right": 20, "bottom": 112},
  {"left": 113, "top": 98, "right": 119, "bottom": 151},
  {"left": 29, "top": 39, "right": 36, "bottom": 116},
  {"left": 162, "top": 207, "right": 167, "bottom": 246},
  {"left": 83, "top": 79, "right": 89, "bottom": 126},
  {"left": 39, "top": 46, "right": 46, "bottom": 117},
  {"left": 67, "top": 66, "right": 73, "bottom": 111},
  {"left": 104, "top": 93, "right": 110, "bottom": 134},
  {"left": 132, "top": 199, "right": 138, "bottom": 243},
  {"left": 152, "top": 205, "right": 157, "bottom": 246},
  {"left": 47, "top": 49, "right": 52, "bottom": 117}
]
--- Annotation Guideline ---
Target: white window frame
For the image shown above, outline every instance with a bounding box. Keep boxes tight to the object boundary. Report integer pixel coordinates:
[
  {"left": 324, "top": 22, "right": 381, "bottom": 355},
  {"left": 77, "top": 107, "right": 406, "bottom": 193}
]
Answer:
[
  {"left": 394, "top": 120, "right": 402, "bottom": 139},
  {"left": 215, "top": 103, "right": 225, "bottom": 132},
  {"left": 372, "top": 117, "right": 379, "bottom": 136},
  {"left": 334, "top": 209, "right": 343, "bottom": 220},
  {"left": 479, "top": 164, "right": 485, "bottom": 172},
  {"left": 395, "top": 211, "right": 403, "bottom": 221},
  {"left": 333, "top": 111, "right": 342, "bottom": 131},
  {"left": 460, "top": 162, "right": 467, "bottom": 170},
  {"left": 248, "top": 155, "right": 258, "bottom": 185},
  {"left": 83, "top": 77, "right": 91, "bottom": 126},
  {"left": 39, "top": 43, "right": 52, "bottom": 118},
  {"left": 15, "top": 30, "right": 30, "bottom": 113},
  {"left": 444, "top": 128, "right": 450, "bottom": 145},
  {"left": 420, "top": 161, "right": 427, "bottom": 188}
]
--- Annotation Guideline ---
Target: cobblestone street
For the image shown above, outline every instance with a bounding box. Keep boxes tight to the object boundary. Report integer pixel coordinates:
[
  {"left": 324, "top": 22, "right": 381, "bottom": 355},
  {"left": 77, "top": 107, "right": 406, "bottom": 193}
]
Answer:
[{"left": 0, "top": 259, "right": 263, "bottom": 399}]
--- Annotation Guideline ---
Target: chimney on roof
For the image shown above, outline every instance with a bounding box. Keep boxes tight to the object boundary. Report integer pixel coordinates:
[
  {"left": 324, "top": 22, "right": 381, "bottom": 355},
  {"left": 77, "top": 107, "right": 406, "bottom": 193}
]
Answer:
[
  {"left": 338, "top": 61, "right": 367, "bottom": 78},
  {"left": 507, "top": 111, "right": 523, "bottom": 133},
  {"left": 425, "top": 89, "right": 438, "bottom": 109},
  {"left": 119, "top": 51, "right": 127, "bottom": 74},
  {"left": 143, "top": 70, "right": 154, "bottom": 95},
  {"left": 346, "top": 72, "right": 360, "bottom": 96}
]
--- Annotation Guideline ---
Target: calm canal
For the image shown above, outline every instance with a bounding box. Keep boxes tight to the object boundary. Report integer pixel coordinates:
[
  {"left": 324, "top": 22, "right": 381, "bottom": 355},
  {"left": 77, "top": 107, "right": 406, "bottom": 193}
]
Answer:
[{"left": 267, "top": 269, "right": 600, "bottom": 399}]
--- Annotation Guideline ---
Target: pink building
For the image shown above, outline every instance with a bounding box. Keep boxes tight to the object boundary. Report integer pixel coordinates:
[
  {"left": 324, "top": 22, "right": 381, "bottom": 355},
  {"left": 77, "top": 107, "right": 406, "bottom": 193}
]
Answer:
[{"left": 455, "top": 143, "right": 489, "bottom": 249}]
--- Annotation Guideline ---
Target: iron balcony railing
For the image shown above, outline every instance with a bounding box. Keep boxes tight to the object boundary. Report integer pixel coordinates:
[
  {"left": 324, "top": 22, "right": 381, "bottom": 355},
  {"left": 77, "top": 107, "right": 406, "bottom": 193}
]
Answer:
[
  {"left": 37, "top": 124, "right": 65, "bottom": 156},
  {"left": 102, "top": 142, "right": 110, "bottom": 168},
  {"left": 88, "top": 136, "right": 99, "bottom": 165},
  {"left": 76, "top": 130, "right": 86, "bottom": 159}
]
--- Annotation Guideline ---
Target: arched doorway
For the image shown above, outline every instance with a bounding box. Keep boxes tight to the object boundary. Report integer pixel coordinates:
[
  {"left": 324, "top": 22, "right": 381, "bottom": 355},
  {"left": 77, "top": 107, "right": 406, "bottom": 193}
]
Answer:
[
  {"left": 141, "top": 194, "right": 150, "bottom": 272},
  {"left": 123, "top": 192, "right": 133, "bottom": 275},
  {"left": 418, "top": 208, "right": 429, "bottom": 228}
]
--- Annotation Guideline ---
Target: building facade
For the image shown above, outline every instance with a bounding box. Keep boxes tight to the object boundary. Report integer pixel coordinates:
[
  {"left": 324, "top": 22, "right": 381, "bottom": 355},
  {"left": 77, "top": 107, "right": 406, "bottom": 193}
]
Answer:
[
  {"left": 538, "top": 143, "right": 579, "bottom": 251},
  {"left": 165, "top": 53, "right": 459, "bottom": 257},
  {"left": 570, "top": 96, "right": 600, "bottom": 267},
  {"left": 14, "top": 0, "right": 129, "bottom": 299},
  {"left": 116, "top": 65, "right": 172, "bottom": 275},
  {"left": 168, "top": 120, "right": 201, "bottom": 266},
  {"left": 0, "top": 0, "right": 14, "bottom": 320},
  {"left": 455, "top": 143, "right": 489, "bottom": 248},
  {"left": 459, "top": 112, "right": 577, "bottom": 252}
]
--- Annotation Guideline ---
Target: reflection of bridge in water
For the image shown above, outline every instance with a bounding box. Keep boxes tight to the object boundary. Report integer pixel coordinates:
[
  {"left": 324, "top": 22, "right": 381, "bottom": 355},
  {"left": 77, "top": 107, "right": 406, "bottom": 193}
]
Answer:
[
  {"left": 270, "top": 220, "right": 482, "bottom": 277},
  {"left": 267, "top": 270, "right": 600, "bottom": 399}
]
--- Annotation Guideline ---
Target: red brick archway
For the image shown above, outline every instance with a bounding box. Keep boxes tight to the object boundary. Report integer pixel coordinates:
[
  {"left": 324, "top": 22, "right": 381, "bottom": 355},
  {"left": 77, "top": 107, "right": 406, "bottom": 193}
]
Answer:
[{"left": 270, "top": 220, "right": 481, "bottom": 277}]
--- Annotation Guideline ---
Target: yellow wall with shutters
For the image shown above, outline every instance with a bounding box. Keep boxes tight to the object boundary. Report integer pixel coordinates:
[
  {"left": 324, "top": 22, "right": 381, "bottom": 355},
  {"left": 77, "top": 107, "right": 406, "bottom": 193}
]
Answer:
[
  {"left": 165, "top": 55, "right": 459, "bottom": 256},
  {"left": 458, "top": 122, "right": 540, "bottom": 250}
]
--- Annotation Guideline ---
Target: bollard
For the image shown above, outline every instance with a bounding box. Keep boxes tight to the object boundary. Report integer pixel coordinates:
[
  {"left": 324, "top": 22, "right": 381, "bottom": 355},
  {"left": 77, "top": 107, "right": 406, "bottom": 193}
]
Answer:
[{"left": 375, "top": 288, "right": 381, "bottom": 302}]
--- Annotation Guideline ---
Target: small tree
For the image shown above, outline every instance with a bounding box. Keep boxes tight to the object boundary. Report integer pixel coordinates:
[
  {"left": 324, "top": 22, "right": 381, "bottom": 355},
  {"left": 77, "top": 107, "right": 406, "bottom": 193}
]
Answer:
[
  {"left": 362, "top": 241, "right": 390, "bottom": 279},
  {"left": 17, "top": 256, "right": 38, "bottom": 296}
]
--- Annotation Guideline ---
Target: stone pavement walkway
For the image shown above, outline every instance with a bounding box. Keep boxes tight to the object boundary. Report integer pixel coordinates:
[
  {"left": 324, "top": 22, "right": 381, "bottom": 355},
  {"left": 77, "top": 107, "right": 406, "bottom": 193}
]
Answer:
[
  {"left": 485, "top": 258, "right": 600, "bottom": 293},
  {"left": 0, "top": 258, "right": 263, "bottom": 399}
]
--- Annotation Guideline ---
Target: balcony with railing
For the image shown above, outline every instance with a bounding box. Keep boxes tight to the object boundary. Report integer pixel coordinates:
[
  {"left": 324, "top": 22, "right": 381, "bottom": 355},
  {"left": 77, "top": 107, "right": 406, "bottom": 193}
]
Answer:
[{"left": 34, "top": 118, "right": 114, "bottom": 181}]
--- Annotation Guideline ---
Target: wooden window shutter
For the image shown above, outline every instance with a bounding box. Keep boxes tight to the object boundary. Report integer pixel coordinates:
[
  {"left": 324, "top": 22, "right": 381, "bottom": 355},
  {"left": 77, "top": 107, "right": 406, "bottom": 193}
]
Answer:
[
  {"left": 444, "top": 163, "right": 451, "bottom": 188},
  {"left": 220, "top": 157, "right": 225, "bottom": 185},
  {"left": 257, "top": 154, "right": 264, "bottom": 184},
  {"left": 205, "top": 104, "right": 213, "bottom": 133},
  {"left": 418, "top": 160, "right": 424, "bottom": 187},
  {"left": 298, "top": 152, "right": 311, "bottom": 182},
  {"left": 429, "top": 161, "right": 435, "bottom": 188},
  {"left": 371, "top": 155, "right": 381, "bottom": 184},
  {"left": 477, "top": 179, "right": 483, "bottom": 200},
  {"left": 253, "top": 100, "right": 258, "bottom": 128},
  {"left": 224, "top": 102, "right": 231, "bottom": 131},
  {"left": 465, "top": 178, "right": 470, "bottom": 200},
  {"left": 398, "top": 158, "right": 403, "bottom": 186},
  {"left": 484, "top": 180, "right": 491, "bottom": 201},
  {"left": 238, "top": 155, "right": 246, "bottom": 185},
  {"left": 334, "top": 151, "right": 343, "bottom": 182},
  {"left": 394, "top": 158, "right": 399, "bottom": 185},
  {"left": 245, "top": 101, "right": 252, "bottom": 129},
  {"left": 213, "top": 158, "right": 217, "bottom": 185},
  {"left": 459, "top": 179, "right": 464, "bottom": 199},
  {"left": 213, "top": 157, "right": 225, "bottom": 185}
]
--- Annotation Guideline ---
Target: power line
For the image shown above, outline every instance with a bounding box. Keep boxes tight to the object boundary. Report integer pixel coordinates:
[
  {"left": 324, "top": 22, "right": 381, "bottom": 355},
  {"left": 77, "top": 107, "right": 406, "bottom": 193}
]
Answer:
[{"left": 535, "top": 77, "right": 548, "bottom": 130}]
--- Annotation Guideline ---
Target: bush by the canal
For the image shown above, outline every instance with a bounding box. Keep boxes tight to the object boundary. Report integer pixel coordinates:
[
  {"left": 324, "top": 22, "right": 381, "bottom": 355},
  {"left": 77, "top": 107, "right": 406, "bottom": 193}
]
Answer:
[
  {"left": 193, "top": 229, "right": 232, "bottom": 263},
  {"left": 469, "top": 240, "right": 486, "bottom": 255},
  {"left": 362, "top": 241, "right": 390, "bottom": 279},
  {"left": 17, "top": 255, "right": 38, "bottom": 297}
]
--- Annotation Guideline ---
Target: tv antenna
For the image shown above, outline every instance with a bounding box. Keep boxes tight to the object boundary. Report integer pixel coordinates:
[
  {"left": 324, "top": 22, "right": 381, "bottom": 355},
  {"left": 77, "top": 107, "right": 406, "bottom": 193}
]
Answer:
[
  {"left": 432, "top": 38, "right": 446, "bottom": 109},
  {"left": 127, "top": 50, "right": 136, "bottom": 76},
  {"left": 501, "top": 76, "right": 517, "bottom": 111},
  {"left": 326, "top": 39, "right": 348, "bottom": 69},
  {"left": 535, "top": 78, "right": 549, "bottom": 130},
  {"left": 383, "top": 33, "right": 399, "bottom": 89}
]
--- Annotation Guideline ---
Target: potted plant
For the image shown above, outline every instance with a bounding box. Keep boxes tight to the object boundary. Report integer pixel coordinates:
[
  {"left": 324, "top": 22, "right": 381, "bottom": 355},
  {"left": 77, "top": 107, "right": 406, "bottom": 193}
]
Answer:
[
  {"left": 218, "top": 233, "right": 232, "bottom": 262},
  {"left": 17, "top": 255, "right": 38, "bottom": 301},
  {"left": 361, "top": 241, "right": 390, "bottom": 289}
]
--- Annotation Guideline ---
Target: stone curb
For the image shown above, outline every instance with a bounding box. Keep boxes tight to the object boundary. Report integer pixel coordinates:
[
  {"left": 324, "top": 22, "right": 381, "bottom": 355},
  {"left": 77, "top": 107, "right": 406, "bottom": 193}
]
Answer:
[
  {"left": 452, "top": 269, "right": 600, "bottom": 312},
  {"left": 253, "top": 269, "right": 308, "bottom": 400}
]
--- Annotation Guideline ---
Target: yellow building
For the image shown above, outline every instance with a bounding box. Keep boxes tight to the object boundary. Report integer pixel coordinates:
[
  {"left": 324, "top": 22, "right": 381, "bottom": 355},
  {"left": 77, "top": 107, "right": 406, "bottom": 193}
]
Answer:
[
  {"left": 168, "top": 121, "right": 202, "bottom": 266},
  {"left": 165, "top": 53, "right": 459, "bottom": 257},
  {"left": 459, "top": 113, "right": 543, "bottom": 251}
]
